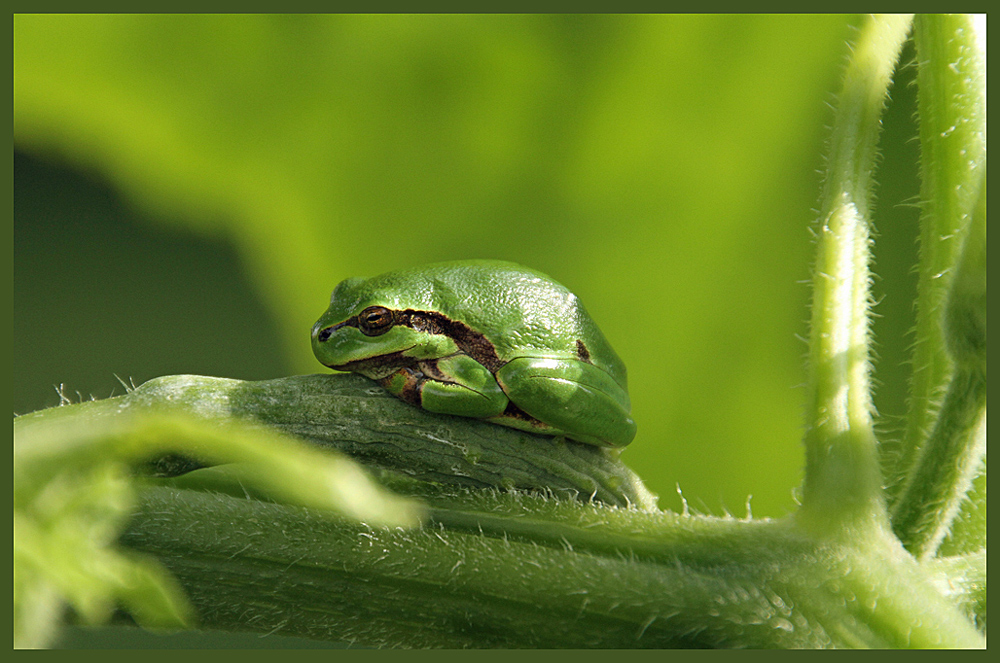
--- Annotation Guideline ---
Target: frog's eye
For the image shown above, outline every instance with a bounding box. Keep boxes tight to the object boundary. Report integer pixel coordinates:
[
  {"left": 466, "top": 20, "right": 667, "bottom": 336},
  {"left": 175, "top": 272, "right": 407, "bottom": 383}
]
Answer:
[{"left": 358, "top": 306, "right": 395, "bottom": 336}]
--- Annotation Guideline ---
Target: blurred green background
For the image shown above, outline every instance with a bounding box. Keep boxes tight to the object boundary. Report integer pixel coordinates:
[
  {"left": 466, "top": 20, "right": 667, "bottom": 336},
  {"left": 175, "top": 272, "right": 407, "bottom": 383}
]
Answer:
[{"left": 14, "top": 14, "right": 922, "bottom": 520}]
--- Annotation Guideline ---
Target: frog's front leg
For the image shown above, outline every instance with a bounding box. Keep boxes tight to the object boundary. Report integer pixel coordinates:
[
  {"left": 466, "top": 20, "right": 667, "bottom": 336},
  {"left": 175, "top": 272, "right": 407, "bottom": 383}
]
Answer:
[
  {"left": 494, "top": 357, "right": 636, "bottom": 448},
  {"left": 378, "top": 353, "right": 509, "bottom": 419}
]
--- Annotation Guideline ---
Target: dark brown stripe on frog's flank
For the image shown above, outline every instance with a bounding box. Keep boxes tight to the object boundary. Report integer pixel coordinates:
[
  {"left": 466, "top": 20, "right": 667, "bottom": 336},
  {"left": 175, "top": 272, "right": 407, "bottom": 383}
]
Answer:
[
  {"left": 394, "top": 309, "right": 504, "bottom": 372},
  {"left": 324, "top": 308, "right": 503, "bottom": 371},
  {"left": 576, "top": 339, "right": 591, "bottom": 363}
]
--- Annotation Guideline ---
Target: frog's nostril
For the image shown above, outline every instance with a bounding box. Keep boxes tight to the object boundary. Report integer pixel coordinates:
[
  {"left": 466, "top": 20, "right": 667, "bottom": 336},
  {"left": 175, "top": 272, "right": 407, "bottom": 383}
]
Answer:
[{"left": 317, "top": 327, "right": 334, "bottom": 343}]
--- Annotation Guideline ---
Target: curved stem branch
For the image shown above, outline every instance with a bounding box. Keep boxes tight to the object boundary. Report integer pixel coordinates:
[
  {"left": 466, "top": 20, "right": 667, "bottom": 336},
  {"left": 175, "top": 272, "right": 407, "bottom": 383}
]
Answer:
[{"left": 892, "top": 174, "right": 986, "bottom": 559}]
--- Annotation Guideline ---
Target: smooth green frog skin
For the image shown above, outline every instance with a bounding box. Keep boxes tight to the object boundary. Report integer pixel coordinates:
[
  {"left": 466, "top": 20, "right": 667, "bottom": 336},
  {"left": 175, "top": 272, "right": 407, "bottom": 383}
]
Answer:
[{"left": 311, "top": 260, "right": 635, "bottom": 448}]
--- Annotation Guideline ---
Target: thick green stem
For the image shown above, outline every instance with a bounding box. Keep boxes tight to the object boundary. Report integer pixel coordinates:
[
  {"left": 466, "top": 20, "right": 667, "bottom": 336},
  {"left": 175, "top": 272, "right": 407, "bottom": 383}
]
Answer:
[
  {"left": 799, "top": 14, "right": 912, "bottom": 526},
  {"left": 128, "top": 373, "right": 657, "bottom": 510},
  {"left": 121, "top": 485, "right": 984, "bottom": 648}
]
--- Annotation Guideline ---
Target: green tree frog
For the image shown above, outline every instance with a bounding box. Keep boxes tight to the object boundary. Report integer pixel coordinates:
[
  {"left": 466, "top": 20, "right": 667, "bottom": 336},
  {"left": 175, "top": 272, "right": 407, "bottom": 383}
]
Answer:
[{"left": 311, "top": 260, "right": 635, "bottom": 448}]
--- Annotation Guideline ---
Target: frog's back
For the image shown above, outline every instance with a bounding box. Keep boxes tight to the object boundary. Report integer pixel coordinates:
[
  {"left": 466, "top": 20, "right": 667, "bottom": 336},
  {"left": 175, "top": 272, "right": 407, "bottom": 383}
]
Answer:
[{"left": 363, "top": 260, "right": 628, "bottom": 389}]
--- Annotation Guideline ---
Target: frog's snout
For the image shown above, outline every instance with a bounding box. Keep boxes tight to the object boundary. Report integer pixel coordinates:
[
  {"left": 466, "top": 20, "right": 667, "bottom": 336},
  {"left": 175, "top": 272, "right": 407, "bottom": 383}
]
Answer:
[{"left": 313, "top": 324, "right": 334, "bottom": 343}]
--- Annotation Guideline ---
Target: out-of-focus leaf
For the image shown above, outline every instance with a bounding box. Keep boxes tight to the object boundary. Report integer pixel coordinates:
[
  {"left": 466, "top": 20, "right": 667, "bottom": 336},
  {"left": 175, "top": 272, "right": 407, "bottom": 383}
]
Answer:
[{"left": 14, "top": 396, "right": 425, "bottom": 647}]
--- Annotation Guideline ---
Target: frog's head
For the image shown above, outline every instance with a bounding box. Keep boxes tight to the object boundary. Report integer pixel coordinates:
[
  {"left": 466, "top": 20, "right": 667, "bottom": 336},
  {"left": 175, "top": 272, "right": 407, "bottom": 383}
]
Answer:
[{"left": 311, "top": 276, "right": 449, "bottom": 379}]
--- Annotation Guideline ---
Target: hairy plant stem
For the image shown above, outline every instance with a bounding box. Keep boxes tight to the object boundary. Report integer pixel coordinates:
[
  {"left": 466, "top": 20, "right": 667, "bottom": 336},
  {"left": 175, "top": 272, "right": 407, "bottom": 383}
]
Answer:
[
  {"left": 120, "top": 484, "right": 983, "bottom": 648},
  {"left": 799, "top": 14, "right": 912, "bottom": 528},
  {"left": 892, "top": 373, "right": 985, "bottom": 559},
  {"left": 891, "top": 176, "right": 986, "bottom": 559},
  {"left": 893, "top": 14, "right": 987, "bottom": 500}
]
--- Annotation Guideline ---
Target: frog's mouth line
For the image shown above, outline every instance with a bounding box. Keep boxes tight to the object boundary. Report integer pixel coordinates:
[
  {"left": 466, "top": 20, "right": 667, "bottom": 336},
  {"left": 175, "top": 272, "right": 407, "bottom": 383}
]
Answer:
[{"left": 327, "top": 346, "right": 418, "bottom": 374}]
